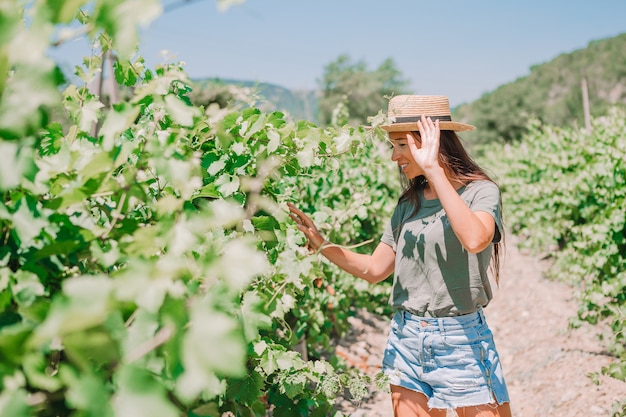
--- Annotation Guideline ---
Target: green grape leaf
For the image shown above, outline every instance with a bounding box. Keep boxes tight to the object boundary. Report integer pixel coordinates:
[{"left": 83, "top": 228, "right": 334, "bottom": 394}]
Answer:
[
  {"left": 95, "top": 0, "right": 162, "bottom": 58},
  {"left": 164, "top": 94, "right": 200, "bottom": 127},
  {"left": 267, "top": 129, "right": 281, "bottom": 153},
  {"left": 280, "top": 371, "right": 307, "bottom": 399},
  {"left": 220, "top": 240, "right": 269, "bottom": 292},
  {"left": 11, "top": 270, "right": 45, "bottom": 308},
  {"left": 45, "top": 0, "right": 89, "bottom": 23},
  {"left": 113, "top": 365, "right": 178, "bottom": 417},
  {"left": 77, "top": 96, "right": 104, "bottom": 132},
  {"left": 0, "top": 374, "right": 31, "bottom": 417},
  {"left": 240, "top": 291, "right": 272, "bottom": 342},
  {"left": 64, "top": 372, "right": 114, "bottom": 417},
  {"left": 99, "top": 103, "right": 140, "bottom": 151},
  {"left": 11, "top": 199, "right": 48, "bottom": 245},
  {"left": 63, "top": 328, "right": 120, "bottom": 371},
  {"left": 226, "top": 370, "right": 264, "bottom": 406},
  {"left": 193, "top": 184, "right": 220, "bottom": 200},
  {"left": 78, "top": 151, "right": 113, "bottom": 180},
  {"left": 176, "top": 300, "right": 246, "bottom": 401},
  {"left": 113, "top": 59, "right": 139, "bottom": 87},
  {"left": 190, "top": 402, "right": 220, "bottom": 417},
  {"left": 215, "top": 173, "right": 240, "bottom": 197},
  {"left": 0, "top": 140, "right": 37, "bottom": 191},
  {"left": 31, "top": 275, "right": 112, "bottom": 345},
  {"left": 0, "top": 323, "right": 31, "bottom": 364}
]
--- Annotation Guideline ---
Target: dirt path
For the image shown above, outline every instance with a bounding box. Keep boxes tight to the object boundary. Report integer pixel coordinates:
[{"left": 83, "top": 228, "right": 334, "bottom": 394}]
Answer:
[{"left": 335, "top": 234, "right": 626, "bottom": 416}]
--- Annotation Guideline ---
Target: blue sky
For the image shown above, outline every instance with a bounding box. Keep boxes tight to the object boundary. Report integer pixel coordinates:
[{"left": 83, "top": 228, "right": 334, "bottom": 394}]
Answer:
[{"left": 51, "top": 0, "right": 626, "bottom": 107}]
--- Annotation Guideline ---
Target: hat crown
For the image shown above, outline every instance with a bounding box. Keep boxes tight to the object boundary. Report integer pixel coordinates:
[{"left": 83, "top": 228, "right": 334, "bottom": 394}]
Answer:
[
  {"left": 377, "top": 94, "right": 475, "bottom": 132},
  {"left": 388, "top": 95, "right": 451, "bottom": 118}
]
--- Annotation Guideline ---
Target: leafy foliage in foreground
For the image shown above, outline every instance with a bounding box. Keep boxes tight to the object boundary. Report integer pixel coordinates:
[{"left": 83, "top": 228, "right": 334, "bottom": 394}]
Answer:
[
  {"left": 0, "top": 1, "right": 399, "bottom": 416},
  {"left": 478, "top": 110, "right": 626, "bottom": 412}
]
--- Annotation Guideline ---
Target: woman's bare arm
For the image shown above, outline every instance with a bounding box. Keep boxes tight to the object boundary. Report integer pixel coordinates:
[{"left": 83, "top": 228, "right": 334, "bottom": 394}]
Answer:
[
  {"left": 410, "top": 117, "right": 496, "bottom": 253},
  {"left": 287, "top": 202, "right": 395, "bottom": 283}
]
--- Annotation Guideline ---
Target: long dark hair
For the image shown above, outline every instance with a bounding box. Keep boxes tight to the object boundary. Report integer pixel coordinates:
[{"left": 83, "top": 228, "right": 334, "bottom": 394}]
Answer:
[{"left": 398, "top": 130, "right": 504, "bottom": 284}]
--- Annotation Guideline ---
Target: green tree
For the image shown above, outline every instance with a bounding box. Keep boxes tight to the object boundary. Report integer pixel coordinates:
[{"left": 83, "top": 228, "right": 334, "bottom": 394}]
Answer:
[{"left": 317, "top": 54, "right": 410, "bottom": 127}]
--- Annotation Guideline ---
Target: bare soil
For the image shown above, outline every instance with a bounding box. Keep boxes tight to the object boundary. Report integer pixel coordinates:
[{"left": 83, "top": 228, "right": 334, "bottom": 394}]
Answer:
[{"left": 334, "top": 234, "right": 626, "bottom": 416}]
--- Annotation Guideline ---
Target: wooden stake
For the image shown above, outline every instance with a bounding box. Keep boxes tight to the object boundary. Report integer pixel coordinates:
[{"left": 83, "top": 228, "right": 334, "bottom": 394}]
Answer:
[
  {"left": 582, "top": 77, "right": 591, "bottom": 134},
  {"left": 105, "top": 50, "right": 120, "bottom": 106}
]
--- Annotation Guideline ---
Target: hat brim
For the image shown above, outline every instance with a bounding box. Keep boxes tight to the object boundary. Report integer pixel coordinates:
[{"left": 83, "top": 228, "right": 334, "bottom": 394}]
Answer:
[{"left": 380, "top": 121, "right": 475, "bottom": 132}]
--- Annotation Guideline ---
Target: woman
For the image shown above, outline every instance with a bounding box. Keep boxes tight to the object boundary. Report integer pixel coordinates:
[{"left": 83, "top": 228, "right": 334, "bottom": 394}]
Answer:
[{"left": 288, "top": 95, "right": 512, "bottom": 417}]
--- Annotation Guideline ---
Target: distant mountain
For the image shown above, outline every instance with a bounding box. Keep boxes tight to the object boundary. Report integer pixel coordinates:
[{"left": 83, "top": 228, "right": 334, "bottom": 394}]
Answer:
[
  {"left": 453, "top": 32, "right": 626, "bottom": 144},
  {"left": 193, "top": 32, "right": 626, "bottom": 142},
  {"left": 191, "top": 78, "right": 319, "bottom": 123}
]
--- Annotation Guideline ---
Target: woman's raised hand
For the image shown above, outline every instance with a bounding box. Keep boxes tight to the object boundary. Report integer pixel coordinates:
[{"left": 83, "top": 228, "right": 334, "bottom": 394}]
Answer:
[
  {"left": 409, "top": 116, "right": 442, "bottom": 176},
  {"left": 287, "top": 202, "right": 326, "bottom": 251}
]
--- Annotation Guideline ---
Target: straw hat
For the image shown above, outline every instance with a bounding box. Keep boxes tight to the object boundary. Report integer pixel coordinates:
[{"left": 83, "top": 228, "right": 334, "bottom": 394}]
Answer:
[{"left": 379, "top": 95, "right": 475, "bottom": 132}]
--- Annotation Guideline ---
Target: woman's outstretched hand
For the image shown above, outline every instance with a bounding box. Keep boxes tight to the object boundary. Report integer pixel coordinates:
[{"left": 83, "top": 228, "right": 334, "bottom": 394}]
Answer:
[{"left": 287, "top": 202, "right": 326, "bottom": 251}]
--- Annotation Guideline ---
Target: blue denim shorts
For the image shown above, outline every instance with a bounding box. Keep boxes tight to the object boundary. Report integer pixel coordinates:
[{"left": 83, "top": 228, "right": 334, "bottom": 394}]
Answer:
[{"left": 382, "top": 308, "right": 510, "bottom": 410}]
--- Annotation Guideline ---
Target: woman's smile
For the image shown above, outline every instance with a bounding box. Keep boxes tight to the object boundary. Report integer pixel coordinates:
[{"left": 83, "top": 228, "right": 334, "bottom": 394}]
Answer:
[{"left": 389, "top": 132, "right": 422, "bottom": 179}]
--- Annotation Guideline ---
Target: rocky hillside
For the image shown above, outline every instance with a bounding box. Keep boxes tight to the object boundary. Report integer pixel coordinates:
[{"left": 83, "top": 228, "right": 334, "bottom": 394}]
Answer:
[
  {"left": 454, "top": 32, "right": 626, "bottom": 144},
  {"left": 191, "top": 77, "right": 319, "bottom": 122}
]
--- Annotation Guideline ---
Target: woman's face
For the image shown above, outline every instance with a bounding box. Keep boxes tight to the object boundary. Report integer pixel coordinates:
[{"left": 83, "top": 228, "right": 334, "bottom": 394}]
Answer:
[{"left": 388, "top": 131, "right": 422, "bottom": 179}]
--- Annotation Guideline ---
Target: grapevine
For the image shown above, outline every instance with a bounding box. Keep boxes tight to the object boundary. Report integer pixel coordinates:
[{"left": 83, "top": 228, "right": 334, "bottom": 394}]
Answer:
[
  {"left": 477, "top": 111, "right": 626, "bottom": 415},
  {"left": 0, "top": 1, "right": 399, "bottom": 416}
]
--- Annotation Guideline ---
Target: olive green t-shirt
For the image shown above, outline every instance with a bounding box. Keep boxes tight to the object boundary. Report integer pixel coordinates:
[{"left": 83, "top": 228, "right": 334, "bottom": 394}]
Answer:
[{"left": 381, "top": 180, "right": 502, "bottom": 317}]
